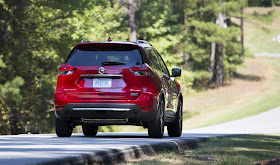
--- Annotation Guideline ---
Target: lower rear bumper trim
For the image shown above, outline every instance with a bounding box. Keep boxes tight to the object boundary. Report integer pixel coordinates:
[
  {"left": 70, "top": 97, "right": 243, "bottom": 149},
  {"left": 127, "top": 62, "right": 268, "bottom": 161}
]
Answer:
[{"left": 72, "top": 108, "right": 131, "bottom": 111}]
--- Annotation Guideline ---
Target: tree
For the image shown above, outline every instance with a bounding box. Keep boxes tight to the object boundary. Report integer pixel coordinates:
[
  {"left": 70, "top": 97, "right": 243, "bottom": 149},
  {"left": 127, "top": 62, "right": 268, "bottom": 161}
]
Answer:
[
  {"left": 216, "top": 10, "right": 225, "bottom": 85},
  {"left": 0, "top": 0, "right": 126, "bottom": 134},
  {"left": 178, "top": 0, "right": 245, "bottom": 87},
  {"left": 118, "top": 0, "right": 142, "bottom": 41}
]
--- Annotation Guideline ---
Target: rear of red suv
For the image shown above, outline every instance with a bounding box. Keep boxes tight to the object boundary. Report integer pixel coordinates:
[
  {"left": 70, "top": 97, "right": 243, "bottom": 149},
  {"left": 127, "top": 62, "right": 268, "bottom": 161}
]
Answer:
[{"left": 54, "top": 40, "right": 183, "bottom": 138}]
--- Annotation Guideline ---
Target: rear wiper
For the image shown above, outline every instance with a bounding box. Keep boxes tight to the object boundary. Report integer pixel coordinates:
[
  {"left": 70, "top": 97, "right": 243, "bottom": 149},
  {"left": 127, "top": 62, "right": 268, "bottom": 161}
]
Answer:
[{"left": 102, "top": 61, "right": 126, "bottom": 66}]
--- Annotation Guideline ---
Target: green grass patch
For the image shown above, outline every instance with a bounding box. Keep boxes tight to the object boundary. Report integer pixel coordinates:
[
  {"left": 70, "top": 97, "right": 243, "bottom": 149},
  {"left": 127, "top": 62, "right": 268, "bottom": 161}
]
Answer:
[
  {"left": 245, "top": 7, "right": 280, "bottom": 53},
  {"left": 183, "top": 57, "right": 280, "bottom": 129},
  {"left": 127, "top": 134, "right": 280, "bottom": 165},
  {"left": 199, "top": 57, "right": 280, "bottom": 127},
  {"left": 245, "top": 28, "right": 280, "bottom": 53}
]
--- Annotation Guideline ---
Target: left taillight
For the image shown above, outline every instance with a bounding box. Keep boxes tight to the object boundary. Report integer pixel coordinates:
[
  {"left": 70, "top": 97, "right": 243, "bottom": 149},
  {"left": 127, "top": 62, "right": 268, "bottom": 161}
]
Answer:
[
  {"left": 130, "top": 64, "right": 153, "bottom": 76},
  {"left": 58, "top": 64, "right": 76, "bottom": 75}
]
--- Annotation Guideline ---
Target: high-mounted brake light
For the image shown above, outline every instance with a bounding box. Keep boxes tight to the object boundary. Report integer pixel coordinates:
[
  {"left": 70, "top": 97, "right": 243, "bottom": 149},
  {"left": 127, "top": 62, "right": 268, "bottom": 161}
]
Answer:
[
  {"left": 130, "top": 64, "right": 153, "bottom": 76},
  {"left": 107, "top": 37, "right": 112, "bottom": 42},
  {"left": 58, "top": 64, "right": 76, "bottom": 75}
]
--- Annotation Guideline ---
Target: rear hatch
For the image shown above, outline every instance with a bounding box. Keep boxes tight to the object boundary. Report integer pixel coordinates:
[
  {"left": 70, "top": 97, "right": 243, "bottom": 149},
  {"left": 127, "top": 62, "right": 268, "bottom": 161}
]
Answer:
[{"left": 60, "top": 43, "right": 144, "bottom": 100}]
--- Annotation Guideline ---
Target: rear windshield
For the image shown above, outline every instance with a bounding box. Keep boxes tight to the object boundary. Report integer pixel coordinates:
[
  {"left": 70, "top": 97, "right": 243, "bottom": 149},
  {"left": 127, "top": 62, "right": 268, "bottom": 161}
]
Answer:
[{"left": 65, "top": 48, "right": 143, "bottom": 66}]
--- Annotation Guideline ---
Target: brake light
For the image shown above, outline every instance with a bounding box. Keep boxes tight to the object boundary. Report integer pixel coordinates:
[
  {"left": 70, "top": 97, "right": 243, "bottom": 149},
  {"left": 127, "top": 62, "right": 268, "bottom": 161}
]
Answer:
[
  {"left": 55, "top": 106, "right": 64, "bottom": 110},
  {"left": 130, "top": 64, "right": 153, "bottom": 76},
  {"left": 58, "top": 64, "right": 76, "bottom": 75}
]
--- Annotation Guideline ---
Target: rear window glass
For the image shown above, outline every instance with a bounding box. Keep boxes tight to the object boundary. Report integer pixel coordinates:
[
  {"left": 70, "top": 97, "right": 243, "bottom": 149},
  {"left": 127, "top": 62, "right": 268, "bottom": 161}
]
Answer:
[{"left": 65, "top": 48, "right": 143, "bottom": 66}]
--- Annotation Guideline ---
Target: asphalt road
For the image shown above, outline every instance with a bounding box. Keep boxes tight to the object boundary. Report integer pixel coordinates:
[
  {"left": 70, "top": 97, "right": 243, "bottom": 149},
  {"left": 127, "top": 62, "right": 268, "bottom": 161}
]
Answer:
[
  {"left": 185, "top": 106, "right": 280, "bottom": 134},
  {"left": 0, "top": 132, "right": 226, "bottom": 165},
  {"left": 1, "top": 106, "right": 280, "bottom": 164},
  {"left": 254, "top": 53, "right": 280, "bottom": 58}
]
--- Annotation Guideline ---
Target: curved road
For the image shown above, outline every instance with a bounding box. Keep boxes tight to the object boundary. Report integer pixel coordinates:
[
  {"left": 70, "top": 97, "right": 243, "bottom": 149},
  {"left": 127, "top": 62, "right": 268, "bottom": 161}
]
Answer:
[
  {"left": 0, "top": 132, "right": 223, "bottom": 165},
  {"left": 0, "top": 106, "right": 279, "bottom": 164},
  {"left": 185, "top": 106, "right": 280, "bottom": 134},
  {"left": 254, "top": 53, "right": 280, "bottom": 58}
]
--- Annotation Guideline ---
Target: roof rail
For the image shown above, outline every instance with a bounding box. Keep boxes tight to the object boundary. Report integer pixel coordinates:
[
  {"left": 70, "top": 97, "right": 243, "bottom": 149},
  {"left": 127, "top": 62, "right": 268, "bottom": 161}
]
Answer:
[
  {"left": 136, "top": 40, "right": 153, "bottom": 46},
  {"left": 81, "top": 39, "right": 91, "bottom": 43}
]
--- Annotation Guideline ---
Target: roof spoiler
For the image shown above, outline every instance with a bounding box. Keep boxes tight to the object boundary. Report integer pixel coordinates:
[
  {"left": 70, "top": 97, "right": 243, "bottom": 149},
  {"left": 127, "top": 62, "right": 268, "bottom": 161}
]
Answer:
[
  {"left": 81, "top": 39, "right": 91, "bottom": 43},
  {"left": 136, "top": 40, "right": 152, "bottom": 46}
]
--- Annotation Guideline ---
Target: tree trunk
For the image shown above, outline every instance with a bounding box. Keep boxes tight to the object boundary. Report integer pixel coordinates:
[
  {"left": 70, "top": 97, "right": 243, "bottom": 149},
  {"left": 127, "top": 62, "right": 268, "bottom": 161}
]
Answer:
[
  {"left": 216, "top": 43, "right": 223, "bottom": 84},
  {"left": 241, "top": 6, "right": 244, "bottom": 56},
  {"left": 183, "top": 52, "right": 189, "bottom": 69},
  {"left": 216, "top": 11, "right": 224, "bottom": 85},
  {"left": 209, "top": 42, "right": 216, "bottom": 80},
  {"left": 183, "top": 13, "right": 189, "bottom": 69},
  {"left": 128, "top": 0, "right": 137, "bottom": 42}
]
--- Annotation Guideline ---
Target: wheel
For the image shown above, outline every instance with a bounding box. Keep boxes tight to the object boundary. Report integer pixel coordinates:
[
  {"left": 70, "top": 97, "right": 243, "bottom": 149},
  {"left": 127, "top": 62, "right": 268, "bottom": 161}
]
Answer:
[
  {"left": 82, "top": 124, "right": 98, "bottom": 137},
  {"left": 167, "top": 99, "right": 183, "bottom": 137},
  {"left": 55, "top": 117, "right": 73, "bottom": 137},
  {"left": 148, "top": 99, "right": 165, "bottom": 138}
]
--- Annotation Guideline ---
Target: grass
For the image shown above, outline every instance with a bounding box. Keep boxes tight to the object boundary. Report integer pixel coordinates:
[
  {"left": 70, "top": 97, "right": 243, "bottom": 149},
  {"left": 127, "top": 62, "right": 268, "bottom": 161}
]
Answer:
[
  {"left": 183, "top": 57, "right": 280, "bottom": 129},
  {"left": 182, "top": 7, "right": 280, "bottom": 129},
  {"left": 126, "top": 134, "right": 280, "bottom": 165},
  {"left": 244, "top": 7, "right": 280, "bottom": 53}
]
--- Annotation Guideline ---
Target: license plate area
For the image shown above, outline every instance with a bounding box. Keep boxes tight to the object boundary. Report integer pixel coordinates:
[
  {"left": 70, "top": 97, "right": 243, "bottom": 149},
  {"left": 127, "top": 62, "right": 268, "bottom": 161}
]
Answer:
[{"left": 93, "top": 78, "right": 112, "bottom": 88}]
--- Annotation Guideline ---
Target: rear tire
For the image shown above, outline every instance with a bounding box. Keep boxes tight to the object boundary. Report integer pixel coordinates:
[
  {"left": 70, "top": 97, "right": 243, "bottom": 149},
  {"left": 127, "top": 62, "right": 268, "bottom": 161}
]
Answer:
[
  {"left": 167, "top": 100, "right": 182, "bottom": 137},
  {"left": 148, "top": 99, "right": 164, "bottom": 138},
  {"left": 82, "top": 124, "right": 98, "bottom": 137},
  {"left": 55, "top": 117, "right": 73, "bottom": 137}
]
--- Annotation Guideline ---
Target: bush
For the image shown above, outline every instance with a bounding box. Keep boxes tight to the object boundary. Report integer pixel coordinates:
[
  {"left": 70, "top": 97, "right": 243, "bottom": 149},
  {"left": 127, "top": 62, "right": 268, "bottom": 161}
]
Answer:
[{"left": 248, "top": 0, "right": 272, "bottom": 7}]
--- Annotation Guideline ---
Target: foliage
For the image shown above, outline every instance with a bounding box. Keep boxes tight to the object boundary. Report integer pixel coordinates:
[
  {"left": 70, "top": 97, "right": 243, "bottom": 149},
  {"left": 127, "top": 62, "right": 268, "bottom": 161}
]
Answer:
[
  {"left": 248, "top": 0, "right": 272, "bottom": 7},
  {"left": 0, "top": 0, "right": 250, "bottom": 134},
  {"left": 273, "top": 0, "right": 280, "bottom": 5},
  {"left": 247, "top": 0, "right": 280, "bottom": 6},
  {"left": 0, "top": 0, "right": 125, "bottom": 134},
  {"left": 177, "top": 0, "right": 245, "bottom": 87},
  {"left": 249, "top": 9, "right": 276, "bottom": 24}
]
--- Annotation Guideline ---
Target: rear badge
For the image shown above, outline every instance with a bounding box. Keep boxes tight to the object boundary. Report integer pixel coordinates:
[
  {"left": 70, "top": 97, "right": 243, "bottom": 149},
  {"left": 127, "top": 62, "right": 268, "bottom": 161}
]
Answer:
[
  {"left": 98, "top": 67, "right": 106, "bottom": 74},
  {"left": 64, "top": 89, "right": 76, "bottom": 91}
]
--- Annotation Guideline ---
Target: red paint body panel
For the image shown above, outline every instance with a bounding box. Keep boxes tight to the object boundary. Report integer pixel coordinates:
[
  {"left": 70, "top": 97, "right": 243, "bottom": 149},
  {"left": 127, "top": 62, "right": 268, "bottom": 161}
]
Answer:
[
  {"left": 54, "top": 91, "right": 158, "bottom": 111},
  {"left": 54, "top": 41, "right": 182, "bottom": 127},
  {"left": 60, "top": 66, "right": 144, "bottom": 100}
]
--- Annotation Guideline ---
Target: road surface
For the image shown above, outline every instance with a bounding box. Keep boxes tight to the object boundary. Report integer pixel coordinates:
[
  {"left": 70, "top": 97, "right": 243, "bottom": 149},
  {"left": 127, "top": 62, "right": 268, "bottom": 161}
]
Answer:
[
  {"left": 254, "top": 53, "right": 280, "bottom": 58},
  {"left": 0, "top": 132, "right": 225, "bottom": 165},
  {"left": 1, "top": 106, "right": 280, "bottom": 164},
  {"left": 185, "top": 106, "right": 280, "bottom": 134}
]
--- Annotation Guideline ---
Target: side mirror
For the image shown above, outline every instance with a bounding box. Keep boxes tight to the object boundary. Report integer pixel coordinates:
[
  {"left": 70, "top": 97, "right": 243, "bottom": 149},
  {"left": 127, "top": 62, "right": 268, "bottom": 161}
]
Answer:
[{"left": 171, "top": 68, "right": 181, "bottom": 77}]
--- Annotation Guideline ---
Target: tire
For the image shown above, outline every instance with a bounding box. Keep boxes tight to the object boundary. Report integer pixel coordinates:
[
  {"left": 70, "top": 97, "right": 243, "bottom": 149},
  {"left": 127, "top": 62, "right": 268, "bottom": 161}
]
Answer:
[
  {"left": 148, "top": 99, "right": 165, "bottom": 138},
  {"left": 167, "top": 99, "right": 182, "bottom": 137},
  {"left": 55, "top": 117, "right": 73, "bottom": 137},
  {"left": 82, "top": 124, "right": 98, "bottom": 137}
]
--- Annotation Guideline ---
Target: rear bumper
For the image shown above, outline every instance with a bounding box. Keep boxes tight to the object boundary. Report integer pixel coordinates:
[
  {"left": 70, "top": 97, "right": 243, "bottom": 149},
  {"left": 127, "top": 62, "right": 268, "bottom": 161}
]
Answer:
[
  {"left": 54, "top": 91, "right": 159, "bottom": 111},
  {"left": 55, "top": 103, "right": 157, "bottom": 124}
]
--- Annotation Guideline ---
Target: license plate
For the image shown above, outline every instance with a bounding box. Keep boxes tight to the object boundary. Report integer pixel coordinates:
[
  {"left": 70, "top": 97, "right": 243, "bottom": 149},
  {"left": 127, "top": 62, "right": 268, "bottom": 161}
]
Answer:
[{"left": 93, "top": 78, "right": 112, "bottom": 88}]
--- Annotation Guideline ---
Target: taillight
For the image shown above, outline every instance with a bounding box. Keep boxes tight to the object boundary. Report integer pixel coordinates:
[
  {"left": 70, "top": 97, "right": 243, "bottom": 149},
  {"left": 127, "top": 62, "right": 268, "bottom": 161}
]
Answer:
[
  {"left": 130, "top": 64, "right": 153, "bottom": 76},
  {"left": 58, "top": 64, "right": 76, "bottom": 75}
]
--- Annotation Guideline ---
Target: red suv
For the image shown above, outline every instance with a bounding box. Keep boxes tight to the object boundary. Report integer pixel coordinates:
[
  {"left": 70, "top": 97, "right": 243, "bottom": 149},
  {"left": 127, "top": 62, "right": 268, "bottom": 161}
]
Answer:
[{"left": 54, "top": 39, "right": 183, "bottom": 138}]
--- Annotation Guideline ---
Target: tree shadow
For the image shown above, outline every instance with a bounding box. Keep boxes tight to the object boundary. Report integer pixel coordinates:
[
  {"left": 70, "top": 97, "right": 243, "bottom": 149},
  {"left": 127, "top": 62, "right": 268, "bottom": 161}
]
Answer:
[
  {"left": 197, "top": 134, "right": 280, "bottom": 164},
  {"left": 233, "top": 72, "right": 263, "bottom": 81}
]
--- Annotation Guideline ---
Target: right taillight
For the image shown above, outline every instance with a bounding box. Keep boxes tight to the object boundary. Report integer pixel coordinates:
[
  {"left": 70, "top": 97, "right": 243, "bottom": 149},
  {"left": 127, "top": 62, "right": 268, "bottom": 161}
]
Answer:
[
  {"left": 58, "top": 64, "right": 76, "bottom": 75},
  {"left": 130, "top": 64, "right": 153, "bottom": 76}
]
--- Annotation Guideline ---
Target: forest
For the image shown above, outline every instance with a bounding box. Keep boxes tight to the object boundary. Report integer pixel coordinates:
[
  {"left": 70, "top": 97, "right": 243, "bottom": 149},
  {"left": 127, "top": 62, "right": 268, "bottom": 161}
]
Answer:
[{"left": 0, "top": 0, "right": 278, "bottom": 135}]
